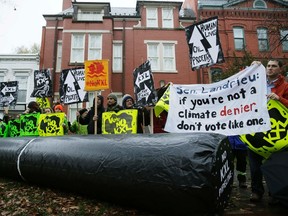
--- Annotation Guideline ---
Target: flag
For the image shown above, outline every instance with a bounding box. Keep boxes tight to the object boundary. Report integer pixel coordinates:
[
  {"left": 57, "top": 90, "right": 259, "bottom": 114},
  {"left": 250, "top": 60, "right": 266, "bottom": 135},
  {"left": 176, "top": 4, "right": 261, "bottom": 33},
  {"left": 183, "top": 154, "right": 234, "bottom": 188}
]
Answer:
[
  {"left": 133, "top": 60, "right": 157, "bottom": 106},
  {"left": 30, "top": 69, "right": 52, "bottom": 98}
]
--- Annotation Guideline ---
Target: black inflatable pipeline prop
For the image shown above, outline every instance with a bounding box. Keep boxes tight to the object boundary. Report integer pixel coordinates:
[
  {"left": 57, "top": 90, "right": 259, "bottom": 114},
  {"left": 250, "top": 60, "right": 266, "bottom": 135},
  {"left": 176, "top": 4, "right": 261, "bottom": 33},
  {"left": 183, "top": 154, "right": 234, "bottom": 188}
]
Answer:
[{"left": 0, "top": 133, "right": 233, "bottom": 215}]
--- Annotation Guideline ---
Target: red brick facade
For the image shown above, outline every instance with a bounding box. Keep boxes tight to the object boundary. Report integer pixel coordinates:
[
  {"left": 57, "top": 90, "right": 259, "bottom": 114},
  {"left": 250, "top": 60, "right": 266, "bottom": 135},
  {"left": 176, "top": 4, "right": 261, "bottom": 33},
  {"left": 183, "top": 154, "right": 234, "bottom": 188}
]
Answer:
[{"left": 39, "top": 0, "right": 288, "bottom": 105}]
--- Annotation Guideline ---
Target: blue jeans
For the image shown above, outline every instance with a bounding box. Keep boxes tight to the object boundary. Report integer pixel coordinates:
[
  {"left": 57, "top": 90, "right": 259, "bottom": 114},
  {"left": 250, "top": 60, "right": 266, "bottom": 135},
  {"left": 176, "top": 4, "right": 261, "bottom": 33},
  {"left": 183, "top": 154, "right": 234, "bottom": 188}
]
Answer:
[{"left": 248, "top": 149, "right": 265, "bottom": 196}]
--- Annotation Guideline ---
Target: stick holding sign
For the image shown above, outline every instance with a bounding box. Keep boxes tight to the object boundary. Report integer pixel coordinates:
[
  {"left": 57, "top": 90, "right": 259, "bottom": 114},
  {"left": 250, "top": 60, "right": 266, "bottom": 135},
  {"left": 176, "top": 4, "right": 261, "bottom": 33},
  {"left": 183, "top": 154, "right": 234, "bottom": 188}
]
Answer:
[{"left": 84, "top": 60, "right": 109, "bottom": 134}]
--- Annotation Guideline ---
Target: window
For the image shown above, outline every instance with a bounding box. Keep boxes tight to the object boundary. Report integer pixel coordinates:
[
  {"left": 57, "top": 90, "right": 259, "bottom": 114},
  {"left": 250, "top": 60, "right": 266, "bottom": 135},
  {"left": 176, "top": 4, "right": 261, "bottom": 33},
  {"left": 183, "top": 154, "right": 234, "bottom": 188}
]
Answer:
[
  {"left": 210, "top": 68, "right": 223, "bottom": 83},
  {"left": 146, "top": 8, "right": 158, "bottom": 27},
  {"left": 56, "top": 42, "right": 62, "bottom": 72},
  {"left": 146, "top": 40, "right": 177, "bottom": 72},
  {"left": 257, "top": 28, "right": 269, "bottom": 51},
  {"left": 253, "top": 0, "right": 267, "bottom": 9},
  {"left": 0, "top": 72, "right": 4, "bottom": 82},
  {"left": 88, "top": 34, "right": 102, "bottom": 60},
  {"left": 162, "top": 8, "right": 173, "bottom": 28},
  {"left": 77, "top": 9, "right": 104, "bottom": 21},
  {"left": 71, "top": 34, "right": 85, "bottom": 63},
  {"left": 14, "top": 72, "right": 29, "bottom": 103},
  {"left": 280, "top": 29, "right": 288, "bottom": 52},
  {"left": 233, "top": 27, "right": 245, "bottom": 50},
  {"left": 113, "top": 43, "right": 123, "bottom": 72}
]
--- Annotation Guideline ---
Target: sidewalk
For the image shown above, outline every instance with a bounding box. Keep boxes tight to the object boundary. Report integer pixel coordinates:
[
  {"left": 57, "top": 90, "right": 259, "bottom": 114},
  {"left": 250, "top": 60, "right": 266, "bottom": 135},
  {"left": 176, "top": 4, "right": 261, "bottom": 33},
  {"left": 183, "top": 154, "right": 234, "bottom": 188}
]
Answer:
[{"left": 224, "top": 166, "right": 288, "bottom": 215}]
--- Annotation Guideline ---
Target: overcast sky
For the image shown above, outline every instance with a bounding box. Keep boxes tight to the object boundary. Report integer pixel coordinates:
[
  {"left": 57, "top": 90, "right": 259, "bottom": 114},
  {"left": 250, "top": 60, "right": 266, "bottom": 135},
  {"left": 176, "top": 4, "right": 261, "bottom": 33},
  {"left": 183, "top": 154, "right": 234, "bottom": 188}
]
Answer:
[{"left": 0, "top": 0, "right": 137, "bottom": 54}]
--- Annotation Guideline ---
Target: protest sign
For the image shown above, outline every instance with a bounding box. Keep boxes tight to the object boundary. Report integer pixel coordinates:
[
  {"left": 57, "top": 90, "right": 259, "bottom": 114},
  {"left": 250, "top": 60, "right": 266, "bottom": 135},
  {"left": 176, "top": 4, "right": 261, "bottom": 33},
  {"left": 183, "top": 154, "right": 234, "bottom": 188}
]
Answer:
[
  {"left": 165, "top": 64, "right": 271, "bottom": 135},
  {"left": 185, "top": 16, "right": 224, "bottom": 70},
  {"left": 60, "top": 68, "right": 88, "bottom": 105},
  {"left": 84, "top": 60, "right": 109, "bottom": 91},
  {"left": 102, "top": 110, "right": 138, "bottom": 134},
  {"left": 38, "top": 113, "right": 66, "bottom": 136},
  {"left": 0, "top": 81, "right": 18, "bottom": 107},
  {"left": 133, "top": 60, "right": 157, "bottom": 106},
  {"left": 30, "top": 69, "right": 52, "bottom": 98}
]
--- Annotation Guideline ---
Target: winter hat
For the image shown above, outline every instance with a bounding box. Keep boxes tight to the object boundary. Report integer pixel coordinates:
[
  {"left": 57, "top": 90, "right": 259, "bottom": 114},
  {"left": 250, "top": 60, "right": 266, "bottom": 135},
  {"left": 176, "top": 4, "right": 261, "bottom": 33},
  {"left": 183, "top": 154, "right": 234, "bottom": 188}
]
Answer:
[
  {"left": 54, "top": 104, "right": 63, "bottom": 112},
  {"left": 107, "top": 93, "right": 117, "bottom": 102},
  {"left": 79, "top": 108, "right": 88, "bottom": 115},
  {"left": 122, "top": 94, "right": 134, "bottom": 108}
]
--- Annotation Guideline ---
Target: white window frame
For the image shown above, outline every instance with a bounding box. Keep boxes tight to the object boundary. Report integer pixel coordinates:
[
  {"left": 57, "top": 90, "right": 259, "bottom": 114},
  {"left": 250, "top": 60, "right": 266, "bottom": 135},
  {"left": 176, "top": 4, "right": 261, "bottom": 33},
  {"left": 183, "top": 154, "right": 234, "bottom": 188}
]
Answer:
[
  {"left": 0, "top": 71, "right": 5, "bottom": 82},
  {"left": 88, "top": 34, "right": 102, "bottom": 60},
  {"left": 70, "top": 34, "right": 85, "bottom": 63},
  {"left": 14, "top": 71, "right": 29, "bottom": 104},
  {"left": 280, "top": 29, "right": 288, "bottom": 52},
  {"left": 112, "top": 42, "right": 123, "bottom": 73},
  {"left": 257, "top": 28, "right": 269, "bottom": 51},
  {"left": 77, "top": 9, "right": 104, "bottom": 21},
  {"left": 146, "top": 7, "right": 158, "bottom": 28},
  {"left": 233, "top": 27, "right": 245, "bottom": 50},
  {"left": 56, "top": 42, "right": 62, "bottom": 73},
  {"left": 145, "top": 40, "right": 177, "bottom": 72},
  {"left": 162, "top": 8, "right": 174, "bottom": 28}
]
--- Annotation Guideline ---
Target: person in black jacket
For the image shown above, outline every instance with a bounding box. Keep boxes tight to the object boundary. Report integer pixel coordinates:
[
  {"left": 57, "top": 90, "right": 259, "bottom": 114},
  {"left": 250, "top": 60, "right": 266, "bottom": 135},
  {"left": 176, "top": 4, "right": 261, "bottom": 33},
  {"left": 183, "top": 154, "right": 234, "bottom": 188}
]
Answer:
[
  {"left": 79, "top": 95, "right": 105, "bottom": 134},
  {"left": 122, "top": 94, "right": 150, "bottom": 133}
]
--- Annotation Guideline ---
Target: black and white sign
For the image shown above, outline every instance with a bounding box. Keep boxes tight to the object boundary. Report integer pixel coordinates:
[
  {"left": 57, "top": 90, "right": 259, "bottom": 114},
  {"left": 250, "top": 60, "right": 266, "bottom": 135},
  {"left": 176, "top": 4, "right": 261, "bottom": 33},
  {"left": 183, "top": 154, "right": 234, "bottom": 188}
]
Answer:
[
  {"left": 133, "top": 60, "right": 157, "bottom": 106},
  {"left": 30, "top": 69, "right": 52, "bottom": 98},
  {"left": 0, "top": 81, "right": 18, "bottom": 107},
  {"left": 60, "top": 68, "right": 88, "bottom": 105},
  {"left": 185, "top": 16, "right": 224, "bottom": 70}
]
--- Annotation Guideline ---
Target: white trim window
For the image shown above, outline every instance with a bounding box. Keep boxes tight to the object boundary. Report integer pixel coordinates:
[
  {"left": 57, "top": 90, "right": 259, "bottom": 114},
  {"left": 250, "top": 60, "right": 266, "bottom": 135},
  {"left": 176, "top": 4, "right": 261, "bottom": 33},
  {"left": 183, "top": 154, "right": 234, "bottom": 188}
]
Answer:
[
  {"left": 56, "top": 42, "right": 62, "bottom": 72},
  {"left": 162, "top": 8, "right": 173, "bottom": 28},
  {"left": 233, "top": 27, "right": 245, "bottom": 50},
  {"left": 0, "top": 71, "right": 4, "bottom": 82},
  {"left": 77, "top": 9, "right": 104, "bottom": 21},
  {"left": 113, "top": 42, "right": 123, "bottom": 72},
  {"left": 88, "top": 34, "right": 102, "bottom": 60},
  {"left": 14, "top": 72, "right": 29, "bottom": 104},
  {"left": 146, "top": 7, "right": 158, "bottom": 28},
  {"left": 146, "top": 40, "right": 177, "bottom": 72},
  {"left": 71, "top": 34, "right": 85, "bottom": 63},
  {"left": 280, "top": 29, "right": 288, "bottom": 52},
  {"left": 257, "top": 28, "right": 269, "bottom": 51}
]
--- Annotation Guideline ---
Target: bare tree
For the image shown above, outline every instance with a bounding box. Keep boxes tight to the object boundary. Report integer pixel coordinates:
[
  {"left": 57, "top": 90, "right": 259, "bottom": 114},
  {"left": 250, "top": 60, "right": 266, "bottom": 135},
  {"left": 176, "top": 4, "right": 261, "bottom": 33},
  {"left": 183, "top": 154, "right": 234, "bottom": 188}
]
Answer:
[{"left": 15, "top": 43, "right": 40, "bottom": 54}]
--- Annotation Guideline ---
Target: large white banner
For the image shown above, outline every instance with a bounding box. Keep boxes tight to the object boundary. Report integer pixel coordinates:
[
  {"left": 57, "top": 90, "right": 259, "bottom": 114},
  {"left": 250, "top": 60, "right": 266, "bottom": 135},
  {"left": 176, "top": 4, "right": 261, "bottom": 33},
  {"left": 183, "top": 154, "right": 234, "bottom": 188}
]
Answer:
[{"left": 165, "top": 64, "right": 271, "bottom": 135}]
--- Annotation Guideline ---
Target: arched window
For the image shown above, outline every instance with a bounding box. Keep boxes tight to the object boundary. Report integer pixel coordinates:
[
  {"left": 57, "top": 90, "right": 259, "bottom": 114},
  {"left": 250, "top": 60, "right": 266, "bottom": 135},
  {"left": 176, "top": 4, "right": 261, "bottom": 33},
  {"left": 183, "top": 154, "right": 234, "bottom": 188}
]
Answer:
[{"left": 253, "top": 0, "right": 267, "bottom": 9}]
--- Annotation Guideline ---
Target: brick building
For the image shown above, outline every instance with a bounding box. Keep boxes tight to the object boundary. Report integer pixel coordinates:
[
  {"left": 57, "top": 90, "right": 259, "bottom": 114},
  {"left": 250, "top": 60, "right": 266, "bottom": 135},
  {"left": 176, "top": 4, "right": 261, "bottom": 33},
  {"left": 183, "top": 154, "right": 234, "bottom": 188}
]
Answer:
[{"left": 40, "top": 0, "right": 288, "bottom": 120}]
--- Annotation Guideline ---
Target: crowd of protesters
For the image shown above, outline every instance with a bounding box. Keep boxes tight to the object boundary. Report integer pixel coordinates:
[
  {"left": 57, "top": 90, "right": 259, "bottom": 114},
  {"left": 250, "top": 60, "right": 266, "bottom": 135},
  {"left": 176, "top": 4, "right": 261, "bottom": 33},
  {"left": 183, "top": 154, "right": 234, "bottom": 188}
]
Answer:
[{"left": 0, "top": 59, "right": 287, "bottom": 208}]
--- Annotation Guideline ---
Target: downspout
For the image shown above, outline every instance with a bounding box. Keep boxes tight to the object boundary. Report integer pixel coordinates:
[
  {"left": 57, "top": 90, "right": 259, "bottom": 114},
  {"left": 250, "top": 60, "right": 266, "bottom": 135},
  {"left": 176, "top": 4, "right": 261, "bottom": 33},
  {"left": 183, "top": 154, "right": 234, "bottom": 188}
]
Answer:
[
  {"left": 122, "top": 19, "right": 126, "bottom": 94},
  {"left": 52, "top": 18, "right": 59, "bottom": 104}
]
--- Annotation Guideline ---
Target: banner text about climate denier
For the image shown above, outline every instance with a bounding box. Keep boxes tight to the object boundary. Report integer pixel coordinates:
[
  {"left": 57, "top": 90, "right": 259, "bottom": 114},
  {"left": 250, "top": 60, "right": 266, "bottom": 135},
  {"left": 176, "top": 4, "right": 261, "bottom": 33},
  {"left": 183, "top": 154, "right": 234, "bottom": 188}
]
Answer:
[{"left": 165, "top": 64, "right": 271, "bottom": 135}]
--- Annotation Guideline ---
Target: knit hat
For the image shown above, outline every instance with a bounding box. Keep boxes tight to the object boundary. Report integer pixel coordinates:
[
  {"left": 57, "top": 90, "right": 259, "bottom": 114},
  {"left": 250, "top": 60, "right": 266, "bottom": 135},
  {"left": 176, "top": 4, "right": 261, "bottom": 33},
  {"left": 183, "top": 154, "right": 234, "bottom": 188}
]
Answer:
[
  {"left": 122, "top": 94, "right": 134, "bottom": 108},
  {"left": 79, "top": 108, "right": 88, "bottom": 115},
  {"left": 107, "top": 93, "right": 117, "bottom": 102},
  {"left": 54, "top": 104, "right": 63, "bottom": 112}
]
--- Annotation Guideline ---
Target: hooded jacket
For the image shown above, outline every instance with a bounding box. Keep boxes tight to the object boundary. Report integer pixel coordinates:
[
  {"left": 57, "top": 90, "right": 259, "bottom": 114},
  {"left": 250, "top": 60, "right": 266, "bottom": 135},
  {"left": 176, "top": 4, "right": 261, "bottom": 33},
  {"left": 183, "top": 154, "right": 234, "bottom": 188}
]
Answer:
[{"left": 79, "top": 95, "right": 105, "bottom": 134}]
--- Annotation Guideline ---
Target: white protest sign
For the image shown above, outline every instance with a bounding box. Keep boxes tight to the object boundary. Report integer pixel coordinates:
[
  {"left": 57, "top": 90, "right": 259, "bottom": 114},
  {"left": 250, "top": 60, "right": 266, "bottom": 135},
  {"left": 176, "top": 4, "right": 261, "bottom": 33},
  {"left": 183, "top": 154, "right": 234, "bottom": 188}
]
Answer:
[{"left": 165, "top": 64, "right": 271, "bottom": 135}]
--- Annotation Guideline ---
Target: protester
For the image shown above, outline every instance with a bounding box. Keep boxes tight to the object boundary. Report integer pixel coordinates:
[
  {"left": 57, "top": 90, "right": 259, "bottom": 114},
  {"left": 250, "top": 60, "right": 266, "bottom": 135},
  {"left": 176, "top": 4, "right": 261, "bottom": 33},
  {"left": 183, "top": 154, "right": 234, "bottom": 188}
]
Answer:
[
  {"left": 249, "top": 59, "right": 288, "bottom": 204},
  {"left": 79, "top": 95, "right": 105, "bottom": 134},
  {"left": 122, "top": 94, "right": 150, "bottom": 133},
  {"left": 228, "top": 135, "right": 247, "bottom": 188},
  {"left": 70, "top": 108, "right": 89, "bottom": 135},
  {"left": 106, "top": 93, "right": 123, "bottom": 112},
  {"left": 53, "top": 104, "right": 69, "bottom": 135},
  {"left": 42, "top": 107, "right": 54, "bottom": 114},
  {"left": 23, "top": 101, "right": 42, "bottom": 114}
]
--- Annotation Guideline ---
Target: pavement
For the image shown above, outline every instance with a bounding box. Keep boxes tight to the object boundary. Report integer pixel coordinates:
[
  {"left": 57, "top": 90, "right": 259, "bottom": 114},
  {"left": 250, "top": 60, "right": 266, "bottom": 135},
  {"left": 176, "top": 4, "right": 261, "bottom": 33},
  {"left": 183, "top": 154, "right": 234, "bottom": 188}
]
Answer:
[{"left": 223, "top": 167, "right": 288, "bottom": 215}]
